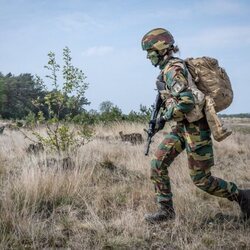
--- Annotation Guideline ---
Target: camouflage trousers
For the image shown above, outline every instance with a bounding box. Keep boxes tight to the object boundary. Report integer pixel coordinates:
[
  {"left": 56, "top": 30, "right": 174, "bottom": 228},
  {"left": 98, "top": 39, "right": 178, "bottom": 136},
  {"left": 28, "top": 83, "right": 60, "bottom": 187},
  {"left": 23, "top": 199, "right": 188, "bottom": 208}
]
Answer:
[{"left": 151, "top": 117, "right": 238, "bottom": 206}]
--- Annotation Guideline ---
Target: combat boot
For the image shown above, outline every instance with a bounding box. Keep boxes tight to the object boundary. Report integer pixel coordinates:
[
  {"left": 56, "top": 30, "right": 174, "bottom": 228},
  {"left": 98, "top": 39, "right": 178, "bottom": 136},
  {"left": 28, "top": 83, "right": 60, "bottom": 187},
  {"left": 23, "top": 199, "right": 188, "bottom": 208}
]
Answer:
[
  {"left": 237, "top": 189, "right": 250, "bottom": 220},
  {"left": 145, "top": 203, "right": 175, "bottom": 223}
]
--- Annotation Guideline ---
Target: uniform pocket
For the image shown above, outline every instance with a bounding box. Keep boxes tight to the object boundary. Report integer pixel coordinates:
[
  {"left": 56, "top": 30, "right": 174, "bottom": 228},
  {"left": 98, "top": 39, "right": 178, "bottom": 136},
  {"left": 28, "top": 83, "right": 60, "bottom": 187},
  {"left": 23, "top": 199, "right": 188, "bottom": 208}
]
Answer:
[{"left": 184, "top": 121, "right": 212, "bottom": 152}]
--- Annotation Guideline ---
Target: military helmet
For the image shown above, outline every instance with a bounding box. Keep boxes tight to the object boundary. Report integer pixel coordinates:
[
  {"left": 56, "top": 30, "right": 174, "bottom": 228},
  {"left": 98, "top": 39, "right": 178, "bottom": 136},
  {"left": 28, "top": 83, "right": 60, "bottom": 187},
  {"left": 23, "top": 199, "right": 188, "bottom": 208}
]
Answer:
[{"left": 141, "top": 28, "right": 175, "bottom": 51}]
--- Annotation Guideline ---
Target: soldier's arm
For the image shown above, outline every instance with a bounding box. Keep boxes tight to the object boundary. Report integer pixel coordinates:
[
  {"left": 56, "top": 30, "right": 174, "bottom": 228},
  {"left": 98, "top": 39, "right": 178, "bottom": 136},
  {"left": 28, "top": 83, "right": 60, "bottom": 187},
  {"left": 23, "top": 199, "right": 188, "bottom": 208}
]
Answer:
[{"left": 163, "top": 65, "right": 195, "bottom": 121}]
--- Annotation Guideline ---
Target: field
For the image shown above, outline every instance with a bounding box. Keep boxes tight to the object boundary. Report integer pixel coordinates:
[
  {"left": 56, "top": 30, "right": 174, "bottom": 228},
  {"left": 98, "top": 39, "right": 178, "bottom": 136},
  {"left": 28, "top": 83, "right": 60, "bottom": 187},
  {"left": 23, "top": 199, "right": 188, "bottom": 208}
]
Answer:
[{"left": 0, "top": 118, "right": 250, "bottom": 249}]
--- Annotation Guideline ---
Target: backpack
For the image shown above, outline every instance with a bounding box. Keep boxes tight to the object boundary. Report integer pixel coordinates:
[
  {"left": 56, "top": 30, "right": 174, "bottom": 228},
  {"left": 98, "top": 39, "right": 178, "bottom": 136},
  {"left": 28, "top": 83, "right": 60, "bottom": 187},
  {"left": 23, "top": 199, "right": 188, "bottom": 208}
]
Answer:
[{"left": 184, "top": 56, "right": 233, "bottom": 112}]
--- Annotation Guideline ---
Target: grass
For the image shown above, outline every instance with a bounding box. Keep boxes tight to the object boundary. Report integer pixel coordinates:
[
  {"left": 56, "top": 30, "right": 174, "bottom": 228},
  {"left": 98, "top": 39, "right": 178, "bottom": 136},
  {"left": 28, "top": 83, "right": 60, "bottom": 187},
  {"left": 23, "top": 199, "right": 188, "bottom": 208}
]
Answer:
[{"left": 0, "top": 120, "right": 249, "bottom": 249}]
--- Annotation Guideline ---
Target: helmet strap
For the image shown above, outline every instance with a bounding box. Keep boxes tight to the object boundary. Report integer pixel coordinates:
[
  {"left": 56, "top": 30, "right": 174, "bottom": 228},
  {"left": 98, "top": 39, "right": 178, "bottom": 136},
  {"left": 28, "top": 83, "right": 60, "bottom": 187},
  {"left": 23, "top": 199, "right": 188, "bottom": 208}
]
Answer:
[{"left": 157, "top": 50, "right": 172, "bottom": 67}]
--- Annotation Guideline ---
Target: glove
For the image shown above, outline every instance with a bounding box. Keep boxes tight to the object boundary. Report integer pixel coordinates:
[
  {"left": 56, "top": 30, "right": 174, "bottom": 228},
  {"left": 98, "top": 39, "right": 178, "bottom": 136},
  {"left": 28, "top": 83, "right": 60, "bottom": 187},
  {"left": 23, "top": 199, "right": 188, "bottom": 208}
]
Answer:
[{"left": 150, "top": 116, "right": 166, "bottom": 131}]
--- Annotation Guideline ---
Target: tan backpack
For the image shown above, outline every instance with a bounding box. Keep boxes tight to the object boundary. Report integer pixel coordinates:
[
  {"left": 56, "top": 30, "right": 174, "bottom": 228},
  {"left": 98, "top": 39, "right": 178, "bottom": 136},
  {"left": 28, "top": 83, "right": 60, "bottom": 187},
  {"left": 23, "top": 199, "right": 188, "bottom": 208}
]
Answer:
[{"left": 184, "top": 56, "right": 233, "bottom": 112}]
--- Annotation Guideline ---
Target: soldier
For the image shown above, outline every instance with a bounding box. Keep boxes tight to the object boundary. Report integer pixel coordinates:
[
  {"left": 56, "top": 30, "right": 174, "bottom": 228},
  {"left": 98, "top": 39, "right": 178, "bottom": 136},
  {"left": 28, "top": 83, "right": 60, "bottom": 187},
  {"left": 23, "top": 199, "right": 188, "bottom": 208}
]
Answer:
[{"left": 141, "top": 28, "right": 250, "bottom": 223}]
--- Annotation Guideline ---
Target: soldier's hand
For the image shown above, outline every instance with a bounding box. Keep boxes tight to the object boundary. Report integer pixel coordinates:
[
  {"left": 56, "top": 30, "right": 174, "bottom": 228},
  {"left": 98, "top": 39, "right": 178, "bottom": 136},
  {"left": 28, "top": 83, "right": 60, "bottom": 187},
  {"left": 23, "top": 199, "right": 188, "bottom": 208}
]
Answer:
[{"left": 150, "top": 116, "right": 166, "bottom": 131}]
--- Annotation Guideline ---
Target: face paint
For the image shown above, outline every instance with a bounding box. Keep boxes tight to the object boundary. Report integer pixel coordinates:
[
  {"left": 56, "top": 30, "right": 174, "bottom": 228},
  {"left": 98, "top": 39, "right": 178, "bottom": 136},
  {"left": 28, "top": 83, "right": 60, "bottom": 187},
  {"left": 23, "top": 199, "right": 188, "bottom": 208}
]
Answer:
[{"left": 147, "top": 50, "right": 160, "bottom": 66}]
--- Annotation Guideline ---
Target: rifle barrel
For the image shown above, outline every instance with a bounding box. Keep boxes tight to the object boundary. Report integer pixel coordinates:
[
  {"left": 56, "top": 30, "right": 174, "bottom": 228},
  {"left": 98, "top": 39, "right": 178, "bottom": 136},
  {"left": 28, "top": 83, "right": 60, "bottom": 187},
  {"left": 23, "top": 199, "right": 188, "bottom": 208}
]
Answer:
[{"left": 144, "top": 92, "right": 163, "bottom": 156}]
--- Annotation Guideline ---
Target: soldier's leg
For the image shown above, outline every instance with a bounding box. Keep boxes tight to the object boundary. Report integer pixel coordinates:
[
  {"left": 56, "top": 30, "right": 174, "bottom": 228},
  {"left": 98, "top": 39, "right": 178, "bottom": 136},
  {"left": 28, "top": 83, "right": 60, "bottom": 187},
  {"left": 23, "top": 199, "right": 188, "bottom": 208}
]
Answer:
[
  {"left": 189, "top": 167, "right": 238, "bottom": 199},
  {"left": 184, "top": 118, "right": 239, "bottom": 199},
  {"left": 145, "top": 126, "right": 185, "bottom": 223},
  {"left": 151, "top": 125, "right": 185, "bottom": 206}
]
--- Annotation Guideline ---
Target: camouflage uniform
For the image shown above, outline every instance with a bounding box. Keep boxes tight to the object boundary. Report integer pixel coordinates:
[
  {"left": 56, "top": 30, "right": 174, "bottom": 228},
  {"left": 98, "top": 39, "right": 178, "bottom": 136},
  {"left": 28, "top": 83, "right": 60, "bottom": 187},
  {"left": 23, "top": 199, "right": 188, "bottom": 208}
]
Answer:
[
  {"left": 151, "top": 58, "right": 239, "bottom": 206},
  {"left": 142, "top": 28, "right": 250, "bottom": 222}
]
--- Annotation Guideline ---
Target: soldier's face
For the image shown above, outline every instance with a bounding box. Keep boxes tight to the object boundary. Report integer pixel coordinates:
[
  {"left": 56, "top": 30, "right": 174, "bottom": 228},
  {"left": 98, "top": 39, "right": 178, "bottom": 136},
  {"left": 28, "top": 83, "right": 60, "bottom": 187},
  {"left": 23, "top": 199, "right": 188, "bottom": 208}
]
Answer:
[{"left": 147, "top": 50, "right": 159, "bottom": 67}]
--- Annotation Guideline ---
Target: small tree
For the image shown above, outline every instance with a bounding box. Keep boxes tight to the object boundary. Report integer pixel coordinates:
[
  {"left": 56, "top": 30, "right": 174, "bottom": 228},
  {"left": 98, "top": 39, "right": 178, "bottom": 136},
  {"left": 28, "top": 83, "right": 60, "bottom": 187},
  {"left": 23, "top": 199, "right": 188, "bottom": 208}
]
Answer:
[
  {"left": 99, "top": 101, "right": 124, "bottom": 123},
  {"left": 126, "top": 104, "right": 151, "bottom": 122},
  {"left": 32, "top": 47, "right": 92, "bottom": 155}
]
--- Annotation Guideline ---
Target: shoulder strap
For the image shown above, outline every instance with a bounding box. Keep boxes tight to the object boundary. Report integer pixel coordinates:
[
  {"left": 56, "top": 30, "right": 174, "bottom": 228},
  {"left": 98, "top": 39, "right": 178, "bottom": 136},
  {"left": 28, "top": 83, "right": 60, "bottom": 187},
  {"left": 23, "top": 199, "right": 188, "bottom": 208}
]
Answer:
[{"left": 162, "top": 58, "right": 184, "bottom": 83}]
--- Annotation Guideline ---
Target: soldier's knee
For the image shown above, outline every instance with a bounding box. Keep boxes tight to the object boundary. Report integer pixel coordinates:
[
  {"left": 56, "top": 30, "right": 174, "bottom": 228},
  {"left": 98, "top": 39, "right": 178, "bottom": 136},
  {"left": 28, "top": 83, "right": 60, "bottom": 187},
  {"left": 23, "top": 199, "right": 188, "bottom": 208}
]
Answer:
[
  {"left": 190, "top": 170, "right": 212, "bottom": 191},
  {"left": 150, "top": 157, "right": 170, "bottom": 181},
  {"left": 150, "top": 158, "right": 161, "bottom": 179},
  {"left": 151, "top": 157, "right": 161, "bottom": 169}
]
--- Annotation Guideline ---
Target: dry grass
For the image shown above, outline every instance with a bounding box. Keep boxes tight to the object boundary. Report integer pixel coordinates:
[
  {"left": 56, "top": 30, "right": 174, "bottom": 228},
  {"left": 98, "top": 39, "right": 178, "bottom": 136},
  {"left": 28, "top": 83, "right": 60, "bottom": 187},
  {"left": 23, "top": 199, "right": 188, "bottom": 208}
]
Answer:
[{"left": 0, "top": 120, "right": 250, "bottom": 249}]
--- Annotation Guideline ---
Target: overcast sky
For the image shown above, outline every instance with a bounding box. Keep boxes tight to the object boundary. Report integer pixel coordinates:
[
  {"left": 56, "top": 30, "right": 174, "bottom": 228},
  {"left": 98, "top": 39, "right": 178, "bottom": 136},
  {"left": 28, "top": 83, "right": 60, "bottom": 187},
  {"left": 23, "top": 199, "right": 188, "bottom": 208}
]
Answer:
[{"left": 0, "top": 0, "right": 250, "bottom": 114}]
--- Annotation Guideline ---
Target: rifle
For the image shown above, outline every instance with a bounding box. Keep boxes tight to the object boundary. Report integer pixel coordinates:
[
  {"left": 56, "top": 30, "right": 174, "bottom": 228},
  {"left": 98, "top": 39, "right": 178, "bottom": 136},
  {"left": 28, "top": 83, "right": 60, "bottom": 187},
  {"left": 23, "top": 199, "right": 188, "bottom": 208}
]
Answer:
[
  {"left": 144, "top": 92, "right": 164, "bottom": 156},
  {"left": 144, "top": 74, "right": 166, "bottom": 156}
]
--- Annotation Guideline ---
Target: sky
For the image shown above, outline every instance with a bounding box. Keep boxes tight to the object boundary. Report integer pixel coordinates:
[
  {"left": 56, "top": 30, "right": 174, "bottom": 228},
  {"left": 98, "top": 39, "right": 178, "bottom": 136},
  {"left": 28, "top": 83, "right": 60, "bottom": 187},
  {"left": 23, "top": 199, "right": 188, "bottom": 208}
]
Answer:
[{"left": 0, "top": 0, "right": 250, "bottom": 114}]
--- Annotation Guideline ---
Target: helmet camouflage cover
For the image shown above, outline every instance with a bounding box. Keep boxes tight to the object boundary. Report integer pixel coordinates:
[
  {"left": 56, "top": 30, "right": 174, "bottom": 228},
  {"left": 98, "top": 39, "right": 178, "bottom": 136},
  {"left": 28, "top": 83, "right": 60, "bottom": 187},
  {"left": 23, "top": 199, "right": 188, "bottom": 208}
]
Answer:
[{"left": 141, "top": 28, "right": 175, "bottom": 51}]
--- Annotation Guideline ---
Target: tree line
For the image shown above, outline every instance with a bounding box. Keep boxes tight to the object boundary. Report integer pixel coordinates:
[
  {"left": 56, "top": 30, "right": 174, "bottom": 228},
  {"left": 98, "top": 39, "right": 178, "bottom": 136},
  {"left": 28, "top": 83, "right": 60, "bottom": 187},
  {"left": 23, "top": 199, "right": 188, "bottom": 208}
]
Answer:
[
  {"left": 0, "top": 74, "right": 150, "bottom": 125},
  {"left": 219, "top": 113, "right": 250, "bottom": 118}
]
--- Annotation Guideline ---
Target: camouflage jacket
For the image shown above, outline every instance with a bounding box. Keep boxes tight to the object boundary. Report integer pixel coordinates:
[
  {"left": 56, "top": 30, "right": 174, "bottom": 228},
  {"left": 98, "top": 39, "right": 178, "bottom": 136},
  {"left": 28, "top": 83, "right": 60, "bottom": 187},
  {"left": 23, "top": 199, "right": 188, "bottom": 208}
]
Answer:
[{"left": 158, "top": 57, "right": 205, "bottom": 122}]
